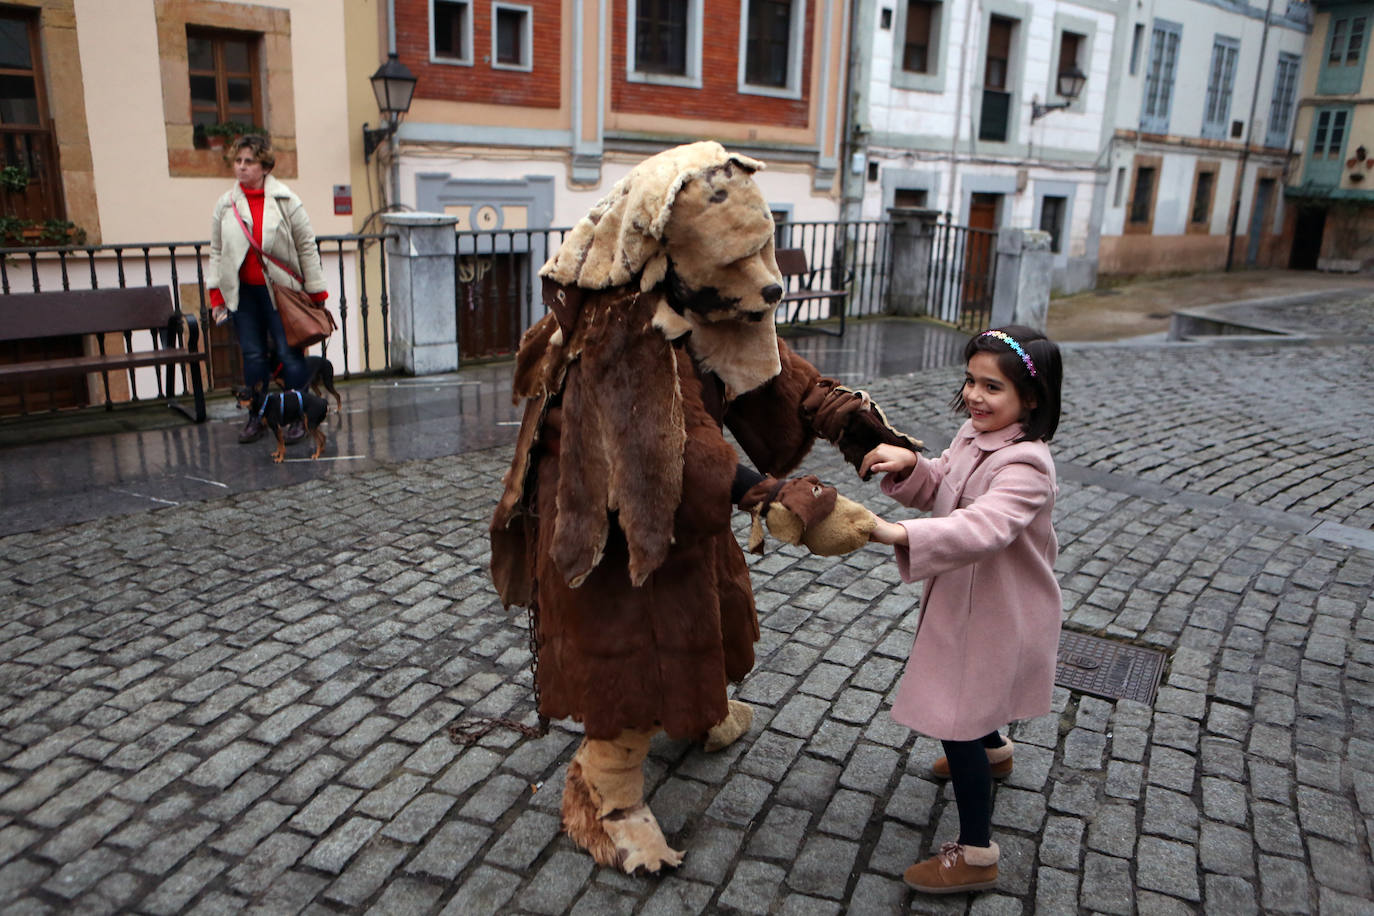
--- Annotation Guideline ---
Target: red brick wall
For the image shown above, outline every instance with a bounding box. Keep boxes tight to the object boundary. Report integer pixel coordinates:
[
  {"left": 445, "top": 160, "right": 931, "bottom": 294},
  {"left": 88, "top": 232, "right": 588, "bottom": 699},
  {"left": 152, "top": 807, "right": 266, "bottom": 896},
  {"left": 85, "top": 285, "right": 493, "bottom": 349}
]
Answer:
[
  {"left": 395, "top": 0, "right": 561, "bottom": 108},
  {"left": 611, "top": 0, "right": 812, "bottom": 127}
]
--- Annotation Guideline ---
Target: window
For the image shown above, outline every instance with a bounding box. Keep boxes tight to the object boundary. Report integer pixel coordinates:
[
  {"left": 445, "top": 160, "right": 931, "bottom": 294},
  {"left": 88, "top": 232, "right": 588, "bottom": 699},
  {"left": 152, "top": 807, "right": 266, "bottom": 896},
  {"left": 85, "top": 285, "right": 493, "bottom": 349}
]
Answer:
[
  {"left": 742, "top": 0, "right": 802, "bottom": 94},
  {"left": 635, "top": 0, "right": 690, "bottom": 76},
  {"left": 1113, "top": 166, "right": 1126, "bottom": 207},
  {"left": 492, "top": 3, "right": 531, "bottom": 70},
  {"left": 1128, "top": 164, "right": 1157, "bottom": 227},
  {"left": 1129, "top": 23, "right": 1143, "bottom": 75},
  {"left": 1039, "top": 195, "right": 1066, "bottom": 253},
  {"left": 1266, "top": 52, "right": 1301, "bottom": 148},
  {"left": 1318, "top": 13, "right": 1369, "bottom": 93},
  {"left": 979, "top": 15, "right": 1014, "bottom": 143},
  {"left": 1189, "top": 165, "right": 1217, "bottom": 230},
  {"left": 1201, "top": 36, "right": 1239, "bottom": 140},
  {"left": 894, "top": 188, "right": 928, "bottom": 208},
  {"left": 0, "top": 10, "right": 62, "bottom": 223},
  {"left": 1058, "top": 31, "right": 1082, "bottom": 82},
  {"left": 1305, "top": 107, "right": 1351, "bottom": 186},
  {"left": 1140, "top": 19, "right": 1181, "bottom": 134},
  {"left": 1312, "top": 108, "right": 1349, "bottom": 158},
  {"left": 433, "top": 0, "right": 472, "bottom": 63},
  {"left": 186, "top": 28, "right": 260, "bottom": 144},
  {"left": 904, "top": 0, "right": 936, "bottom": 73}
]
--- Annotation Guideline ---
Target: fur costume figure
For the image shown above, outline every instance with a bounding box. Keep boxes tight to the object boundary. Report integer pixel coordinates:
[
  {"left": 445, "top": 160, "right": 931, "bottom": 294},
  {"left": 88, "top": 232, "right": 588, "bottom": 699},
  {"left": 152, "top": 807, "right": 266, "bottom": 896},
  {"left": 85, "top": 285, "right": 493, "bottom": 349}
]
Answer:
[{"left": 490, "top": 141, "right": 919, "bottom": 873}]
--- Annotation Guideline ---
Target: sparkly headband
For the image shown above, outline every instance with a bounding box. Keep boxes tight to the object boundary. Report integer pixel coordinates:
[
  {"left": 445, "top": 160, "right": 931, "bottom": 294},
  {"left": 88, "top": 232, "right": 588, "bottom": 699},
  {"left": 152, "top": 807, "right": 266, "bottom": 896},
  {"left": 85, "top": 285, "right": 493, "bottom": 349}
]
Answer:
[{"left": 981, "top": 330, "right": 1037, "bottom": 377}]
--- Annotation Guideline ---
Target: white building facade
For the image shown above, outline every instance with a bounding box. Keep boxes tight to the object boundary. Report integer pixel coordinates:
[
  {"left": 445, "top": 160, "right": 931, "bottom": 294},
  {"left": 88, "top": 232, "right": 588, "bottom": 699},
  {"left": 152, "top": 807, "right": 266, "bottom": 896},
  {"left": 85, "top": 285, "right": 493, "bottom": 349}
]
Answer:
[
  {"left": 1098, "top": 0, "right": 1310, "bottom": 275},
  {"left": 846, "top": 0, "right": 1124, "bottom": 294}
]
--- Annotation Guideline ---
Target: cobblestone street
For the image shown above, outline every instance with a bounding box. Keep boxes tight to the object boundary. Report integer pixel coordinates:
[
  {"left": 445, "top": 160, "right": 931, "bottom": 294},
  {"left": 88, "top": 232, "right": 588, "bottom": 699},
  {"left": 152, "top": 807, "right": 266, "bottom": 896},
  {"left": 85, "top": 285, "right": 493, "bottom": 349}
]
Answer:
[{"left": 1, "top": 297, "right": 1371, "bottom": 914}]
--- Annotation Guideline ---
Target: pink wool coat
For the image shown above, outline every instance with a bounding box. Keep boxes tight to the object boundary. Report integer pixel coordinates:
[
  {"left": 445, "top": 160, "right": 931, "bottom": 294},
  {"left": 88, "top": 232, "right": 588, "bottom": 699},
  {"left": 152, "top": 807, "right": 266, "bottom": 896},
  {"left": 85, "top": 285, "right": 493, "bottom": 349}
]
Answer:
[{"left": 880, "top": 419, "right": 1062, "bottom": 741}]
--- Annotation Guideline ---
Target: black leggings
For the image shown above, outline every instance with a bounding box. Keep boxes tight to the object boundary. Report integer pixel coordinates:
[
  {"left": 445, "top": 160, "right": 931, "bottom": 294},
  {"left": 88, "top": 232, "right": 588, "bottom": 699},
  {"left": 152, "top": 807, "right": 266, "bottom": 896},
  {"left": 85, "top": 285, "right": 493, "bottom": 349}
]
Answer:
[{"left": 940, "top": 731, "right": 1004, "bottom": 847}]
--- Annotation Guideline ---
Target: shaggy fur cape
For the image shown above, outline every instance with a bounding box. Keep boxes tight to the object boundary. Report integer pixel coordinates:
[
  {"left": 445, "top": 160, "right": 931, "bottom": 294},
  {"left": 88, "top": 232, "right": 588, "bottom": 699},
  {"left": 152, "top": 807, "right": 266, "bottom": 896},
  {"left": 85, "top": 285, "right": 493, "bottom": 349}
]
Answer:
[{"left": 490, "top": 286, "right": 824, "bottom": 740}]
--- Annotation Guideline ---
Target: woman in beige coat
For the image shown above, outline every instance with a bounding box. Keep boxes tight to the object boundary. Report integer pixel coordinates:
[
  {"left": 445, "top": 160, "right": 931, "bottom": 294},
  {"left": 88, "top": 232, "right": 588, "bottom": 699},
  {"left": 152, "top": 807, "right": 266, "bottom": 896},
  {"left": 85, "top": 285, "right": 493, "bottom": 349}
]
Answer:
[{"left": 208, "top": 134, "right": 328, "bottom": 444}]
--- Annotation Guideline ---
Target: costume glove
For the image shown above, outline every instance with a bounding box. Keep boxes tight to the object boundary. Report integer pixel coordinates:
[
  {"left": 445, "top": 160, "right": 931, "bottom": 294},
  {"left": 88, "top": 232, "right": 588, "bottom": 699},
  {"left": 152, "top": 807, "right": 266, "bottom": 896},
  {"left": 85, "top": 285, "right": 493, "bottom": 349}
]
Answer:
[
  {"left": 738, "top": 475, "right": 876, "bottom": 557},
  {"left": 801, "top": 379, "right": 923, "bottom": 477}
]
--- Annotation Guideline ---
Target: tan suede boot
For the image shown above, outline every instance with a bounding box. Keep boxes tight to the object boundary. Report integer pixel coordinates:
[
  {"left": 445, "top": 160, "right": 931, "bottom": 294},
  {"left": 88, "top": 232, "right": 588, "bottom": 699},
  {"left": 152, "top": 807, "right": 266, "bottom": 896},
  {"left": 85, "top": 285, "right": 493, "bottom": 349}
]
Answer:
[
  {"left": 903, "top": 841, "right": 999, "bottom": 894},
  {"left": 703, "top": 699, "right": 753, "bottom": 752},
  {"left": 561, "top": 730, "right": 684, "bottom": 874},
  {"left": 931, "top": 737, "right": 1014, "bottom": 780}
]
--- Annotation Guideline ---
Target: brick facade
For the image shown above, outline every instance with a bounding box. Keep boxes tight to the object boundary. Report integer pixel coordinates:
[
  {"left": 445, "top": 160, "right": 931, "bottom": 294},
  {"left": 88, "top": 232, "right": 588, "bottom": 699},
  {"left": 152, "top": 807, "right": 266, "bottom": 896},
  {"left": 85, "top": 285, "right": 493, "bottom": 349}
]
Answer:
[
  {"left": 395, "top": 0, "right": 562, "bottom": 108},
  {"left": 611, "top": 0, "right": 812, "bottom": 127}
]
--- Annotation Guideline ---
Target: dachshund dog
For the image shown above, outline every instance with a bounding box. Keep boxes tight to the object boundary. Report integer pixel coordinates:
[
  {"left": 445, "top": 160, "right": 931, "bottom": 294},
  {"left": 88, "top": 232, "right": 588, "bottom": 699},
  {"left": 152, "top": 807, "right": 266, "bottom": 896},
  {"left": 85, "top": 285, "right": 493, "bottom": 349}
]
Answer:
[
  {"left": 237, "top": 383, "right": 328, "bottom": 463},
  {"left": 269, "top": 355, "right": 343, "bottom": 412}
]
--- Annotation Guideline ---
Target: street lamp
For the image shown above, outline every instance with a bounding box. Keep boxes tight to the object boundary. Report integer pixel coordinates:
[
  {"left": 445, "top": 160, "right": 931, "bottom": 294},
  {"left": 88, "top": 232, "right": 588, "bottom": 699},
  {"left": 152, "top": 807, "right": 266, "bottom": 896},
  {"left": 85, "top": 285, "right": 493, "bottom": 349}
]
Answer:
[
  {"left": 1030, "top": 66, "right": 1087, "bottom": 121},
  {"left": 362, "top": 52, "right": 417, "bottom": 163}
]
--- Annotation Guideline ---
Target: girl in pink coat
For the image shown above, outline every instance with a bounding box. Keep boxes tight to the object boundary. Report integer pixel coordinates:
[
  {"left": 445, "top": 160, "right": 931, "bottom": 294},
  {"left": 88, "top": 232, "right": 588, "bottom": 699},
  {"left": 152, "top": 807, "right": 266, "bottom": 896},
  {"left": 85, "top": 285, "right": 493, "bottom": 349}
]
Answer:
[{"left": 860, "top": 325, "right": 1063, "bottom": 896}]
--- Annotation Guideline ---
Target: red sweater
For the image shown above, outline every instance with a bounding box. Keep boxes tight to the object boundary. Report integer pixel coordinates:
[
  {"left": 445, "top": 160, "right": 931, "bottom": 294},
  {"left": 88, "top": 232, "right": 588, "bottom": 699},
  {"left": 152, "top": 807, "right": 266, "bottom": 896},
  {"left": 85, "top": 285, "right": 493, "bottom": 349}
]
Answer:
[{"left": 209, "top": 184, "right": 327, "bottom": 309}]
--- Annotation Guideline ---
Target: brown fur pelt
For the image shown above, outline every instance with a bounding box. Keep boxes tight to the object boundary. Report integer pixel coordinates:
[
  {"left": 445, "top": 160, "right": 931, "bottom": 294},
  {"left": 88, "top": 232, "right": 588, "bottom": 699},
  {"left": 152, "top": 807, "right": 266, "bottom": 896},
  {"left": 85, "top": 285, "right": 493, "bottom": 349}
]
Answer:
[{"left": 562, "top": 757, "right": 620, "bottom": 867}]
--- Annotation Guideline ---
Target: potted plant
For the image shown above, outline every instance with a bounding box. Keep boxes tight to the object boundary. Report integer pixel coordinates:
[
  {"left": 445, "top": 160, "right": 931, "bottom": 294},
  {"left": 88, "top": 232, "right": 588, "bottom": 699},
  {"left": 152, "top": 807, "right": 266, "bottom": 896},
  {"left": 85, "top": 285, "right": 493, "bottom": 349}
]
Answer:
[
  {"left": 0, "top": 165, "right": 28, "bottom": 194},
  {"left": 40, "top": 219, "right": 85, "bottom": 247}
]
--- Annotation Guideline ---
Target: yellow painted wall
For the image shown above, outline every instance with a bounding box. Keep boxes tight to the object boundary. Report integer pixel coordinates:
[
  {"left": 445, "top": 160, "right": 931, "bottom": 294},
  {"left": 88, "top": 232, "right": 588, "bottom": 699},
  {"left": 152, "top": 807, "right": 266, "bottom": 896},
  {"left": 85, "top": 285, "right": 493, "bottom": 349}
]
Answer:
[{"left": 74, "top": 0, "right": 354, "bottom": 244}]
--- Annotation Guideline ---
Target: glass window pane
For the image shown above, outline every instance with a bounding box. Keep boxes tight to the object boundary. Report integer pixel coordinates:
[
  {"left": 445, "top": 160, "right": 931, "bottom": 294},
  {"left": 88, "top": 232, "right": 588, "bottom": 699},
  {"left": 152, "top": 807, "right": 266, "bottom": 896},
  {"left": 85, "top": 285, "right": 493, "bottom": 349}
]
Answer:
[
  {"left": 227, "top": 77, "right": 252, "bottom": 105},
  {"left": 187, "top": 35, "right": 214, "bottom": 71},
  {"left": 0, "top": 17, "right": 32, "bottom": 70},
  {"left": 637, "top": 0, "right": 688, "bottom": 74},
  {"left": 0, "top": 74, "right": 39, "bottom": 125},
  {"left": 190, "top": 74, "right": 217, "bottom": 105},
  {"left": 496, "top": 9, "right": 523, "bottom": 65},
  {"left": 434, "top": 2, "right": 468, "bottom": 58},
  {"left": 223, "top": 39, "right": 252, "bottom": 72},
  {"left": 1331, "top": 20, "right": 1347, "bottom": 63},
  {"left": 192, "top": 109, "right": 219, "bottom": 129}
]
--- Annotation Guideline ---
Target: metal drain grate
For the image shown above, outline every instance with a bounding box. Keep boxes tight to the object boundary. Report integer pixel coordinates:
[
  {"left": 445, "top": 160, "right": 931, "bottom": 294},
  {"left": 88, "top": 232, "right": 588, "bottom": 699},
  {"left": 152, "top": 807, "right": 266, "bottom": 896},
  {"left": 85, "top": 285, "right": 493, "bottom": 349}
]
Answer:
[{"left": 1055, "top": 632, "right": 1166, "bottom": 704}]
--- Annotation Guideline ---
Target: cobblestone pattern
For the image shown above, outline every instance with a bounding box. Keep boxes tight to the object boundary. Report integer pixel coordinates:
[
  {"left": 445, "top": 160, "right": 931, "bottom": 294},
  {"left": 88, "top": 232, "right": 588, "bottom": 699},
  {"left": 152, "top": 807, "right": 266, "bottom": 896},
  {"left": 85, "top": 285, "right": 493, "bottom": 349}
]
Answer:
[{"left": 0, "top": 339, "right": 1371, "bottom": 914}]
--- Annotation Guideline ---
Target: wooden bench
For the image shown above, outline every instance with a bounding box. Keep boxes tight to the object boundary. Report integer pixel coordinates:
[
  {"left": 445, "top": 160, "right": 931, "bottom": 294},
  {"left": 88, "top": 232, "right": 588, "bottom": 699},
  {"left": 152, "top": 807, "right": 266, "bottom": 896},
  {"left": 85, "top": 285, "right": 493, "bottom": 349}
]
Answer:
[
  {"left": 0, "top": 286, "right": 207, "bottom": 422},
  {"left": 776, "top": 247, "right": 851, "bottom": 337}
]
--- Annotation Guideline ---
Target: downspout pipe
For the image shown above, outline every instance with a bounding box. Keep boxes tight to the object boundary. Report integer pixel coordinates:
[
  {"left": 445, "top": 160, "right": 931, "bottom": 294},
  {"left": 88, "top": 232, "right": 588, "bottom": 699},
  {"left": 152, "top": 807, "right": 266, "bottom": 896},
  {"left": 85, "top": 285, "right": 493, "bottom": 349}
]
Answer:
[{"left": 1226, "top": 0, "right": 1276, "bottom": 270}]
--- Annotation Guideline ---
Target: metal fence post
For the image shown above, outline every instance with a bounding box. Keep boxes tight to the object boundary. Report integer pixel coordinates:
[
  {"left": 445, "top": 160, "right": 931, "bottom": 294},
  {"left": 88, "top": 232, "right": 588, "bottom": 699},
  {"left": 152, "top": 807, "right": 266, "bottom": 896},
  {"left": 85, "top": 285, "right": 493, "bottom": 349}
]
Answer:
[
  {"left": 383, "top": 213, "right": 460, "bottom": 375},
  {"left": 991, "top": 229, "right": 1053, "bottom": 332},
  {"left": 885, "top": 207, "right": 941, "bottom": 316}
]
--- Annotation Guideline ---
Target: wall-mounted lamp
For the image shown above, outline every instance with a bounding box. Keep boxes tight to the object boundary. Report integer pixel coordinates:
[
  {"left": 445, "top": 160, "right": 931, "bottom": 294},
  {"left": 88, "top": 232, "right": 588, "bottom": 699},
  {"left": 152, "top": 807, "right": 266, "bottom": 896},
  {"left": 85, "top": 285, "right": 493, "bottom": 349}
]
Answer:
[
  {"left": 362, "top": 52, "right": 417, "bottom": 163},
  {"left": 1030, "top": 66, "right": 1087, "bottom": 122}
]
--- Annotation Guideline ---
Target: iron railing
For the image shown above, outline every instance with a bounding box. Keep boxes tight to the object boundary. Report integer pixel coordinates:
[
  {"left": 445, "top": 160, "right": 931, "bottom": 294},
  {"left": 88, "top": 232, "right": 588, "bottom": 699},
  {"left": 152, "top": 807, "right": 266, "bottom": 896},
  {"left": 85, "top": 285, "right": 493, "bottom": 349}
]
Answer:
[
  {"left": 454, "top": 228, "right": 571, "bottom": 361},
  {"left": 926, "top": 215, "right": 998, "bottom": 331},
  {"left": 0, "top": 234, "right": 392, "bottom": 415}
]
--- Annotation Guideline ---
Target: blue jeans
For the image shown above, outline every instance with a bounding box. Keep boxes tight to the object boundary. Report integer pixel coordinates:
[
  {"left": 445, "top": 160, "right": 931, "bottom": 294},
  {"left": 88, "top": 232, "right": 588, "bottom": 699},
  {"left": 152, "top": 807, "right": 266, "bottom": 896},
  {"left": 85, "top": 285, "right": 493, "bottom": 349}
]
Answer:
[{"left": 233, "top": 283, "right": 309, "bottom": 391}]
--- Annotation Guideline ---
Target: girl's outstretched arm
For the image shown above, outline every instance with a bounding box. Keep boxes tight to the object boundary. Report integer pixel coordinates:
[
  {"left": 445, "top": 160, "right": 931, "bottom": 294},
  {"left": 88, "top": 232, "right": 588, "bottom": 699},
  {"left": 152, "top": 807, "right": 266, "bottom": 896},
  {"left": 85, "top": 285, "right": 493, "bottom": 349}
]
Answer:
[
  {"left": 869, "top": 517, "right": 909, "bottom": 546},
  {"left": 861, "top": 444, "right": 918, "bottom": 478}
]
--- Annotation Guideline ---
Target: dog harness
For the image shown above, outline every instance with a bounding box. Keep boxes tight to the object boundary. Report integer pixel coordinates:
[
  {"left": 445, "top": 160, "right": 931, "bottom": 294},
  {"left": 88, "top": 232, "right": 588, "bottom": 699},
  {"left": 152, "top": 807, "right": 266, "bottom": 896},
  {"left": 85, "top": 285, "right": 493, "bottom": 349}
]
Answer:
[{"left": 258, "top": 390, "right": 305, "bottom": 419}]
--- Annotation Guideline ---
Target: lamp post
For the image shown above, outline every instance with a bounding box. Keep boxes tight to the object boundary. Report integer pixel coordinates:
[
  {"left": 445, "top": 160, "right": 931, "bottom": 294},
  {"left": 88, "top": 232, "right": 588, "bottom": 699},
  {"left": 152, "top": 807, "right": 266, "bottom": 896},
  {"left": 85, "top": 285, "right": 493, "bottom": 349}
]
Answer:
[
  {"left": 362, "top": 52, "right": 417, "bottom": 163},
  {"left": 1030, "top": 66, "right": 1087, "bottom": 122}
]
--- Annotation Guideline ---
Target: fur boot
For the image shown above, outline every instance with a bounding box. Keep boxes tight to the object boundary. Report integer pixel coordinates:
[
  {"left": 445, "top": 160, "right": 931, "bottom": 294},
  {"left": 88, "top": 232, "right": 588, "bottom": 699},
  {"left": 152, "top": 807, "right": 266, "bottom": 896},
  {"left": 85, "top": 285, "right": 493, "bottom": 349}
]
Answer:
[
  {"left": 703, "top": 699, "right": 754, "bottom": 752},
  {"left": 561, "top": 729, "right": 684, "bottom": 874}
]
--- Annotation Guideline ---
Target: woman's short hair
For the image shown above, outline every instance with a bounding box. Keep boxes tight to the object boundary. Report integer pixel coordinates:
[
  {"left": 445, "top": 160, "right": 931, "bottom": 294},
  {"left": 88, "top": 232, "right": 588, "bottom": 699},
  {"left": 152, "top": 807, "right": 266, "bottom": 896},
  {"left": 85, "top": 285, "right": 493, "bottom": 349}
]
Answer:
[
  {"left": 233, "top": 134, "right": 275, "bottom": 172},
  {"left": 950, "top": 324, "right": 1063, "bottom": 442}
]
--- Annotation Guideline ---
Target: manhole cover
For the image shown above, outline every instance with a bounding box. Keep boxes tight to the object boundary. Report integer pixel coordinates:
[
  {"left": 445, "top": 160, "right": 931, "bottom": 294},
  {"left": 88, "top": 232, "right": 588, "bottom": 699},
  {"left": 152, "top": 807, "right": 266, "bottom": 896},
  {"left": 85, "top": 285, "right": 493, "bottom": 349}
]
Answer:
[{"left": 1055, "top": 632, "right": 1166, "bottom": 704}]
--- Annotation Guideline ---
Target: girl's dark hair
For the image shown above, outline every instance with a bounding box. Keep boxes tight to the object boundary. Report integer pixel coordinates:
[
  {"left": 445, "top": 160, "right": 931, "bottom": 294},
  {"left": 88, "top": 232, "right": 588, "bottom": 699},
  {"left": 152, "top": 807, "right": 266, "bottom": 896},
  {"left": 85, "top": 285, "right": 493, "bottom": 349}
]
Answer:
[{"left": 949, "top": 324, "right": 1063, "bottom": 442}]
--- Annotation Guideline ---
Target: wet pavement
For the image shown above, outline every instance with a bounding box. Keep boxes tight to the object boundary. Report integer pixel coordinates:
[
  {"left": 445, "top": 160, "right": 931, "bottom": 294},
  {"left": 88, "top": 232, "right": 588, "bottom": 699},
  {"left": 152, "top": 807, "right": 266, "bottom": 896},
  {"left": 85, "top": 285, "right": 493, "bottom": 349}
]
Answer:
[
  {"left": 0, "top": 319, "right": 969, "bottom": 538},
  {"left": 0, "top": 292, "right": 1372, "bottom": 915}
]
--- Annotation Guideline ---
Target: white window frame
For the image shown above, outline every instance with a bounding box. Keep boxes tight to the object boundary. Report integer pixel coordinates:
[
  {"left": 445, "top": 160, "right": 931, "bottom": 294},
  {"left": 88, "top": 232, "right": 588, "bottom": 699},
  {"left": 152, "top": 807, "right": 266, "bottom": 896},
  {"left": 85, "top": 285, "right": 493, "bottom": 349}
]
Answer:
[
  {"left": 891, "top": 0, "right": 949, "bottom": 93},
  {"left": 491, "top": 2, "right": 533, "bottom": 71},
  {"left": 429, "top": 0, "right": 474, "bottom": 66},
  {"left": 627, "top": 0, "right": 703, "bottom": 88},
  {"left": 737, "top": 0, "right": 806, "bottom": 98},
  {"left": 1049, "top": 13, "right": 1096, "bottom": 116}
]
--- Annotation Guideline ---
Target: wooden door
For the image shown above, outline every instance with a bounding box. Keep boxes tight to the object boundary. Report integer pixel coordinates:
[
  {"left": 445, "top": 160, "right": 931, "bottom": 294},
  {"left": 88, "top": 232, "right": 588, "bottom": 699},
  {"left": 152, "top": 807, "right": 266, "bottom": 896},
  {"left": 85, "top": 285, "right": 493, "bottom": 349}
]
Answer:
[{"left": 961, "top": 193, "right": 1000, "bottom": 326}]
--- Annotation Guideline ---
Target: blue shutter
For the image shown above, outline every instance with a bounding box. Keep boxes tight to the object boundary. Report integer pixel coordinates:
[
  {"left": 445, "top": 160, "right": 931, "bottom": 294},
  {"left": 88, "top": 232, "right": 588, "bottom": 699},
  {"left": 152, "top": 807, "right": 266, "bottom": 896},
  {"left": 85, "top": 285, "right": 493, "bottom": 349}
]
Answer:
[
  {"left": 1266, "top": 53, "right": 1301, "bottom": 148},
  {"left": 1140, "top": 19, "right": 1182, "bottom": 133},
  {"left": 1201, "top": 36, "right": 1239, "bottom": 140}
]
